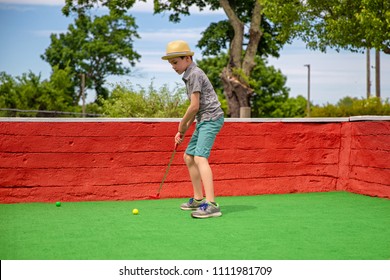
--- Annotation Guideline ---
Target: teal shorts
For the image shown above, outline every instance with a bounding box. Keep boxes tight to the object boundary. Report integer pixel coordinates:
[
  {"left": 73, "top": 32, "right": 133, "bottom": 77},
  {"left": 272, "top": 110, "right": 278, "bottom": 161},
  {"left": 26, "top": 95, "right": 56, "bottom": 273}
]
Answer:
[{"left": 185, "top": 117, "right": 224, "bottom": 159}]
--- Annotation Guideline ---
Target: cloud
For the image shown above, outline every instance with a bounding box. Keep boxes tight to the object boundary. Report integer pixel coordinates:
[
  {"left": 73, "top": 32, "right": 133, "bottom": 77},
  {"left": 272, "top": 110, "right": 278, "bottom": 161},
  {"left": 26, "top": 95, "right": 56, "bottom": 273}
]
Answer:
[
  {"left": 134, "top": 27, "right": 207, "bottom": 61},
  {"left": 136, "top": 51, "right": 162, "bottom": 56},
  {"left": 0, "top": 0, "right": 64, "bottom": 5},
  {"left": 137, "top": 63, "right": 172, "bottom": 73},
  {"left": 0, "top": 0, "right": 224, "bottom": 14},
  {"left": 138, "top": 27, "right": 204, "bottom": 41},
  {"left": 0, "top": 4, "right": 34, "bottom": 11}
]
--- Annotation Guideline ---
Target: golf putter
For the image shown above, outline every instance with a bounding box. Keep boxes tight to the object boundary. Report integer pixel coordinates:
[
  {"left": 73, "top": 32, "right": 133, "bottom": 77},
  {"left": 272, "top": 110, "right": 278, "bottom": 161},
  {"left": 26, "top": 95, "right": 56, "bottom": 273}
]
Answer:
[{"left": 149, "top": 143, "right": 178, "bottom": 199}]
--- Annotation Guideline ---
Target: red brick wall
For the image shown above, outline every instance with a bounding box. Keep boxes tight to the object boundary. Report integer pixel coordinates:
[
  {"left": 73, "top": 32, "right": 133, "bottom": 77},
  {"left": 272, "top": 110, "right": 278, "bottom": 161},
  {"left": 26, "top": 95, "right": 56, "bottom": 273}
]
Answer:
[
  {"left": 0, "top": 119, "right": 389, "bottom": 203},
  {"left": 346, "top": 121, "right": 390, "bottom": 197}
]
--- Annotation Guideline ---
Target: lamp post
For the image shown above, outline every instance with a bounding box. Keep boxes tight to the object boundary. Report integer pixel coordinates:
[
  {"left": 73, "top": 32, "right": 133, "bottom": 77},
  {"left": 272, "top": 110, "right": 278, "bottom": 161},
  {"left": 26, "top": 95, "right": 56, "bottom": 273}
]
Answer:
[
  {"left": 80, "top": 73, "right": 86, "bottom": 117},
  {"left": 304, "top": 64, "right": 311, "bottom": 117},
  {"left": 375, "top": 49, "right": 380, "bottom": 98},
  {"left": 366, "top": 48, "right": 371, "bottom": 99}
]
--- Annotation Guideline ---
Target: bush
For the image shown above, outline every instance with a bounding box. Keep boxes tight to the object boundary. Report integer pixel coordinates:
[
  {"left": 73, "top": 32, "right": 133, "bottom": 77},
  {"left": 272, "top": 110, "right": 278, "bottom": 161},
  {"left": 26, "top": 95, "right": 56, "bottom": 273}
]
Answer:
[
  {"left": 100, "top": 82, "right": 189, "bottom": 118},
  {"left": 311, "top": 97, "right": 390, "bottom": 117},
  {"left": 267, "top": 95, "right": 307, "bottom": 117},
  {"left": 0, "top": 68, "right": 77, "bottom": 117}
]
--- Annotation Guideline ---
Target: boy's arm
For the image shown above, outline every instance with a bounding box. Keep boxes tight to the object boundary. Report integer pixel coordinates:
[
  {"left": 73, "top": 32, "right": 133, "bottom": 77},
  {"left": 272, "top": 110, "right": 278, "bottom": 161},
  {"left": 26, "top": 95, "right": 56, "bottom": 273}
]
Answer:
[
  {"left": 175, "top": 92, "right": 199, "bottom": 145},
  {"left": 186, "top": 114, "right": 196, "bottom": 129},
  {"left": 179, "top": 92, "right": 199, "bottom": 134}
]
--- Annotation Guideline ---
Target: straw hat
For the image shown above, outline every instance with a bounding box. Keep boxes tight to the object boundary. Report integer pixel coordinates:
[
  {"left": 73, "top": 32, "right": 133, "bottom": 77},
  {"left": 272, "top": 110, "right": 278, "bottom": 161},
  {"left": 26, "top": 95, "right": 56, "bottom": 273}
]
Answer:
[{"left": 161, "top": 40, "right": 194, "bottom": 60}]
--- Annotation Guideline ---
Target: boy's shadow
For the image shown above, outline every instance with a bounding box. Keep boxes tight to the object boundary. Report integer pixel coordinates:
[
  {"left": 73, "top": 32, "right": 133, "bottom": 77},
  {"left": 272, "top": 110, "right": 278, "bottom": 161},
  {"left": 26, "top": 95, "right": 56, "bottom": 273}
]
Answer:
[{"left": 221, "top": 205, "right": 257, "bottom": 215}]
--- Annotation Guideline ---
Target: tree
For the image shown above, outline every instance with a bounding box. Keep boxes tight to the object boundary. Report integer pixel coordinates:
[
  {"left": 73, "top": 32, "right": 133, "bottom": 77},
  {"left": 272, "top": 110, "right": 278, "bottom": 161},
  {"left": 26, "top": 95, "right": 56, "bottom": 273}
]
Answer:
[
  {"left": 0, "top": 67, "right": 77, "bottom": 117},
  {"left": 0, "top": 72, "right": 19, "bottom": 114},
  {"left": 62, "top": 0, "right": 141, "bottom": 16},
  {"left": 61, "top": 0, "right": 292, "bottom": 117},
  {"left": 197, "top": 53, "right": 295, "bottom": 117},
  {"left": 265, "top": 0, "right": 390, "bottom": 54},
  {"left": 38, "top": 66, "right": 77, "bottom": 113},
  {"left": 42, "top": 4, "right": 140, "bottom": 101},
  {"left": 155, "top": 0, "right": 290, "bottom": 117}
]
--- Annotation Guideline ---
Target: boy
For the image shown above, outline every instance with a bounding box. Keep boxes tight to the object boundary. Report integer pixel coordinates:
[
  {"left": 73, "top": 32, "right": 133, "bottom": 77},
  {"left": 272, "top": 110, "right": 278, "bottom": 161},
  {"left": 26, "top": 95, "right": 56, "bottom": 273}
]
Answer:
[{"left": 162, "top": 40, "right": 224, "bottom": 218}]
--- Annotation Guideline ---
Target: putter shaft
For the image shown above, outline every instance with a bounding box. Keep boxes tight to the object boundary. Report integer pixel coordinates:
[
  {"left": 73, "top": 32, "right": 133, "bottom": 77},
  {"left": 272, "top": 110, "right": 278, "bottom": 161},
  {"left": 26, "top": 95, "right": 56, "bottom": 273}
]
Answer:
[{"left": 156, "top": 145, "right": 177, "bottom": 195}]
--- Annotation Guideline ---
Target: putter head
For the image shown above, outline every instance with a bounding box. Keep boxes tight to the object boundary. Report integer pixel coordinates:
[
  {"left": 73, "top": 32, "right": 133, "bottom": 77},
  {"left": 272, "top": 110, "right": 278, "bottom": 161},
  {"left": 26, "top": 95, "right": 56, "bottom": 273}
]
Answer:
[{"left": 149, "top": 193, "right": 160, "bottom": 200}]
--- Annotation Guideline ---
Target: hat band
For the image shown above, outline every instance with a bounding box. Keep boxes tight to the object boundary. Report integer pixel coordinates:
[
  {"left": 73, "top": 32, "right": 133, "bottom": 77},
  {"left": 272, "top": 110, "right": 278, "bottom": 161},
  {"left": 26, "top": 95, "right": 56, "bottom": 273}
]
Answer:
[{"left": 166, "top": 51, "right": 192, "bottom": 56}]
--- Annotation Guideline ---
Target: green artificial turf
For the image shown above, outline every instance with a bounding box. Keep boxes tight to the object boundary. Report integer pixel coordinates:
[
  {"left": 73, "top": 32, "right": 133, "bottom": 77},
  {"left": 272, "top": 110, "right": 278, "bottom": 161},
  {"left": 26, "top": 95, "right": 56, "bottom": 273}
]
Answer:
[{"left": 1, "top": 192, "right": 389, "bottom": 260}]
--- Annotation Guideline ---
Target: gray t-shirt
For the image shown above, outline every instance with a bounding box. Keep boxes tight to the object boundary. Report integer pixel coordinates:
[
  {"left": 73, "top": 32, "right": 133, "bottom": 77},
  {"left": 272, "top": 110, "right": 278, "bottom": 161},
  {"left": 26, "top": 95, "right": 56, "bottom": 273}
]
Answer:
[{"left": 182, "top": 62, "right": 224, "bottom": 122}]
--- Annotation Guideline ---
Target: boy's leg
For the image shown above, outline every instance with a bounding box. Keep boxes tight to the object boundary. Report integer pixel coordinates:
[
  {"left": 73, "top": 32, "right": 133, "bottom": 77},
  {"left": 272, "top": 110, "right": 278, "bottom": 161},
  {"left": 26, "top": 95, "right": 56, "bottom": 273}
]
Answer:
[
  {"left": 182, "top": 117, "right": 223, "bottom": 214},
  {"left": 194, "top": 156, "right": 215, "bottom": 202},
  {"left": 192, "top": 117, "right": 224, "bottom": 203},
  {"left": 183, "top": 153, "right": 203, "bottom": 200},
  {"left": 180, "top": 153, "right": 205, "bottom": 210}
]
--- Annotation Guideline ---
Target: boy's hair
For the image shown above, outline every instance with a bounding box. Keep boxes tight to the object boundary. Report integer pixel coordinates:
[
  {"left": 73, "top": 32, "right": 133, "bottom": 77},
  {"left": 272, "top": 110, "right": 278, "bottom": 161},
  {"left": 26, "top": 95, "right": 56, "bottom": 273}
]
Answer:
[{"left": 180, "top": 56, "right": 193, "bottom": 61}]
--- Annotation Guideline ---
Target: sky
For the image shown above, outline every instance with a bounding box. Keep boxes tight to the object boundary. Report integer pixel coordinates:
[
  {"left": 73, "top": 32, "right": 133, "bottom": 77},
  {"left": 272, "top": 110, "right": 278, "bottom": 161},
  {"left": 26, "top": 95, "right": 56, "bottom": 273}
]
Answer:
[{"left": 0, "top": 0, "right": 389, "bottom": 105}]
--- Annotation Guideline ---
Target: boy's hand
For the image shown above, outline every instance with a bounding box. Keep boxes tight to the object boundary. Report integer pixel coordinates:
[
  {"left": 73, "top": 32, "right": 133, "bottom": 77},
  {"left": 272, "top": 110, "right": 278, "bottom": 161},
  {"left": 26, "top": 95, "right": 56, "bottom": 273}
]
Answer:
[{"left": 175, "top": 132, "right": 184, "bottom": 145}]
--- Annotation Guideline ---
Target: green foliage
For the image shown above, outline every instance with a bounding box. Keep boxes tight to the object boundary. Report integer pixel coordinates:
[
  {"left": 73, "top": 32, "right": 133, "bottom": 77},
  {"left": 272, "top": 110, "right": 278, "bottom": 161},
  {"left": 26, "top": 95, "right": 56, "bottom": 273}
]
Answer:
[
  {"left": 249, "top": 58, "right": 291, "bottom": 117},
  {"left": 311, "top": 97, "right": 390, "bottom": 117},
  {"left": 265, "top": 0, "right": 390, "bottom": 53},
  {"left": 0, "top": 67, "right": 77, "bottom": 117},
  {"left": 197, "top": 18, "right": 284, "bottom": 58},
  {"left": 153, "top": 0, "right": 221, "bottom": 23},
  {"left": 197, "top": 53, "right": 301, "bottom": 117},
  {"left": 63, "top": 0, "right": 140, "bottom": 16},
  {"left": 3, "top": 67, "right": 389, "bottom": 118},
  {"left": 197, "top": 20, "right": 233, "bottom": 57},
  {"left": 0, "top": 72, "right": 20, "bottom": 112},
  {"left": 40, "top": 66, "right": 77, "bottom": 108},
  {"left": 42, "top": 7, "right": 140, "bottom": 101},
  {"left": 267, "top": 95, "right": 307, "bottom": 118},
  {"left": 100, "top": 82, "right": 189, "bottom": 118},
  {"left": 4, "top": 0, "right": 388, "bottom": 119}
]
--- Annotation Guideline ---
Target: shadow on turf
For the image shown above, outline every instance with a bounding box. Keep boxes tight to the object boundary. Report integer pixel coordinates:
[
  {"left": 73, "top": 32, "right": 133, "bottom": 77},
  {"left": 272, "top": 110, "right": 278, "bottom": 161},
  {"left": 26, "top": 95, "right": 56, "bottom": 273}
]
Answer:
[{"left": 222, "top": 205, "right": 257, "bottom": 215}]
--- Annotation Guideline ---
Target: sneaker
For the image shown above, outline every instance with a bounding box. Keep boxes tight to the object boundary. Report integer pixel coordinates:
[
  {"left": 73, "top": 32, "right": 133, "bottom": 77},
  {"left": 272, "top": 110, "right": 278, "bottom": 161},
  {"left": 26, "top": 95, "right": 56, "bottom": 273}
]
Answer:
[
  {"left": 180, "top": 198, "right": 206, "bottom": 210},
  {"left": 191, "top": 202, "right": 222, "bottom": 218}
]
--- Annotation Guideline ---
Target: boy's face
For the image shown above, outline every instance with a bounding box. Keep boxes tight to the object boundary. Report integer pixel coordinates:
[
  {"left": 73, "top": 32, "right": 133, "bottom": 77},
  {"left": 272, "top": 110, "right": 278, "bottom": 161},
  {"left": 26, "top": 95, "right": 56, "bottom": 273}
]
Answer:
[{"left": 168, "top": 56, "right": 192, "bottom": 75}]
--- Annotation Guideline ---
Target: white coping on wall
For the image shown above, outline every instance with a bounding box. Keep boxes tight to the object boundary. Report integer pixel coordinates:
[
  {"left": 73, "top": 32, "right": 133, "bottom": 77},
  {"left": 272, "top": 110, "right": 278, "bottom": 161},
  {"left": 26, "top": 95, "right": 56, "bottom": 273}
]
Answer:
[
  {"left": 0, "top": 116, "right": 389, "bottom": 123},
  {"left": 348, "top": 116, "right": 390, "bottom": 122}
]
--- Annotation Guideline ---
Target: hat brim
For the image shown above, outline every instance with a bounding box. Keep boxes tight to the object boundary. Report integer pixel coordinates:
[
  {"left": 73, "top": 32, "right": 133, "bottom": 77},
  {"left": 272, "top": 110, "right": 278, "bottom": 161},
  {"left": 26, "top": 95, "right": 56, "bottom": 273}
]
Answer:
[{"left": 161, "top": 51, "right": 194, "bottom": 60}]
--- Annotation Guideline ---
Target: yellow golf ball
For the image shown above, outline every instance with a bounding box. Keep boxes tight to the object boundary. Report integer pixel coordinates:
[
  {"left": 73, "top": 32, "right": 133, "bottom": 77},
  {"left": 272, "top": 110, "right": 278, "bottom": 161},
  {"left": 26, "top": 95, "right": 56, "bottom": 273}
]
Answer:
[{"left": 132, "top": 208, "right": 139, "bottom": 215}]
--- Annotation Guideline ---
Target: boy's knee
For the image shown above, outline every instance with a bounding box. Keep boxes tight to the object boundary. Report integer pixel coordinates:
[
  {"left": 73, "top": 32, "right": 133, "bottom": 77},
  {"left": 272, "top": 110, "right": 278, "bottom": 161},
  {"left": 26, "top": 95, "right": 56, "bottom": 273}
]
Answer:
[
  {"left": 183, "top": 153, "right": 194, "bottom": 165},
  {"left": 194, "top": 155, "right": 208, "bottom": 165}
]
